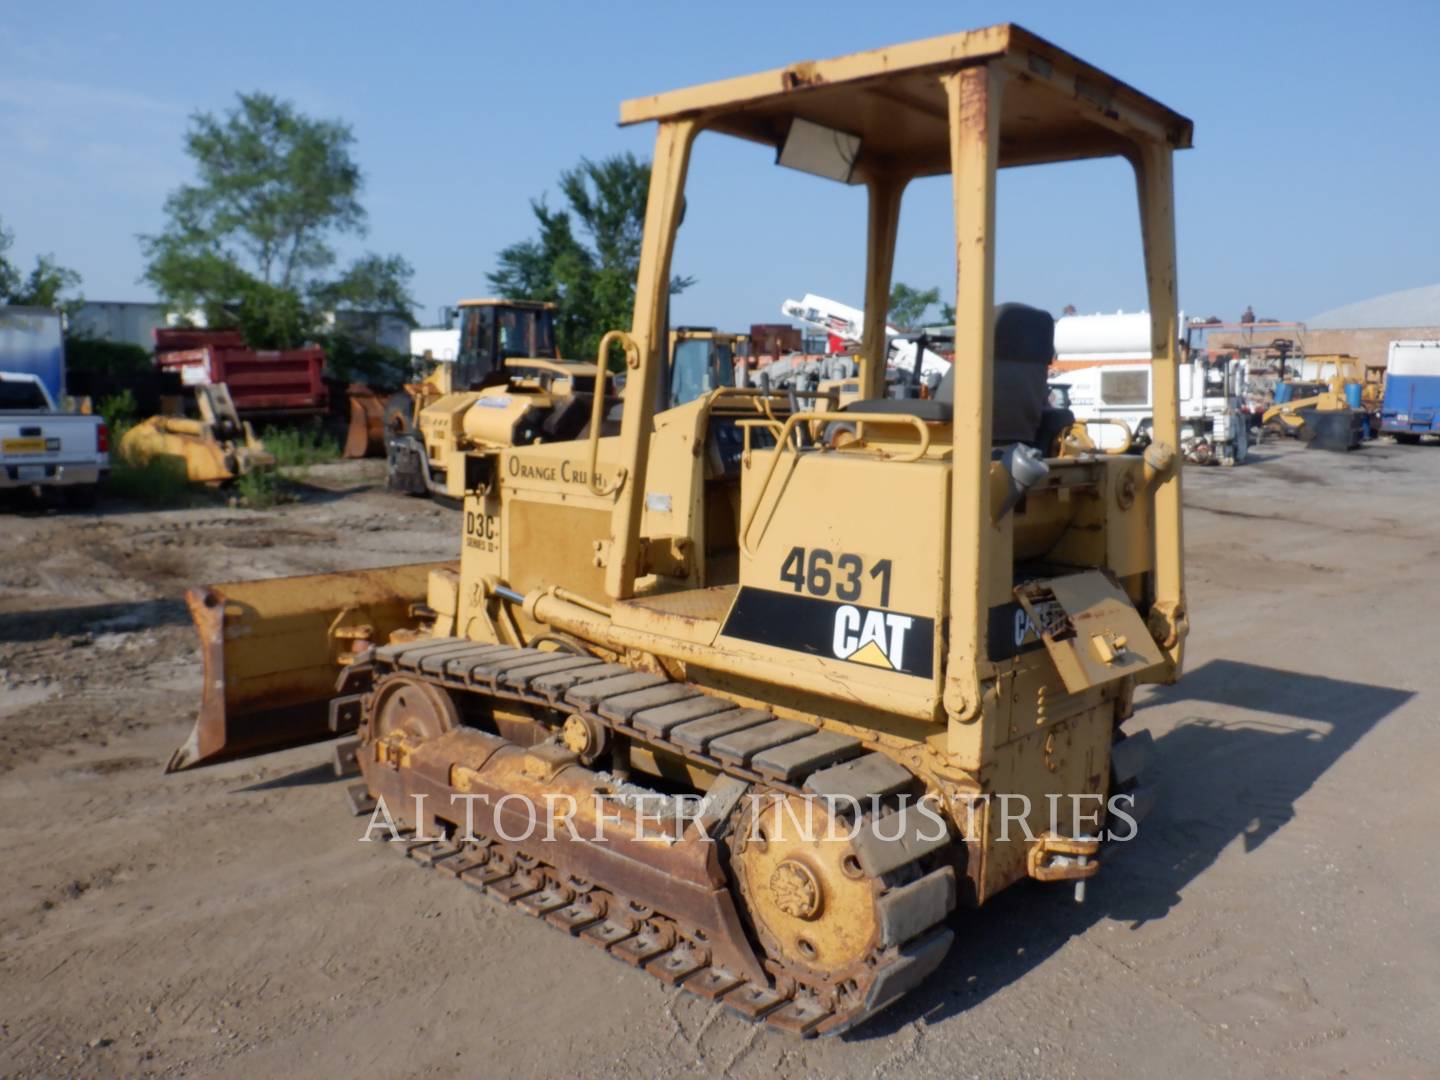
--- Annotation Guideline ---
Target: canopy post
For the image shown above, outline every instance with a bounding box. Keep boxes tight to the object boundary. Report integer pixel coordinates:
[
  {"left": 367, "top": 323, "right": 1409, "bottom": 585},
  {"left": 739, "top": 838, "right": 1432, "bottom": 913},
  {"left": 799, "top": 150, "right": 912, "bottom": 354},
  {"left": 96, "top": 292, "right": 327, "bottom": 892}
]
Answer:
[
  {"left": 1131, "top": 140, "right": 1188, "bottom": 672},
  {"left": 859, "top": 174, "right": 906, "bottom": 399},
  {"left": 606, "top": 117, "right": 698, "bottom": 600},
  {"left": 942, "top": 63, "right": 1003, "bottom": 724}
]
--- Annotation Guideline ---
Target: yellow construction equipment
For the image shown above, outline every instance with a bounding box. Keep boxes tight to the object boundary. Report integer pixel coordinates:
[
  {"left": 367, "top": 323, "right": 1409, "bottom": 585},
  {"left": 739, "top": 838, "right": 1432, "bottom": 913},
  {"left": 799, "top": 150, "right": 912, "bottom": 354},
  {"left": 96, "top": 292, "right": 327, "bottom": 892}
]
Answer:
[
  {"left": 1262, "top": 373, "right": 1364, "bottom": 449},
  {"left": 120, "top": 383, "right": 275, "bottom": 484},
  {"left": 1298, "top": 353, "right": 1383, "bottom": 434},
  {"left": 668, "top": 327, "right": 746, "bottom": 404},
  {"left": 169, "top": 25, "right": 1190, "bottom": 1035},
  {"left": 390, "top": 313, "right": 751, "bottom": 500},
  {"left": 387, "top": 299, "right": 568, "bottom": 498}
]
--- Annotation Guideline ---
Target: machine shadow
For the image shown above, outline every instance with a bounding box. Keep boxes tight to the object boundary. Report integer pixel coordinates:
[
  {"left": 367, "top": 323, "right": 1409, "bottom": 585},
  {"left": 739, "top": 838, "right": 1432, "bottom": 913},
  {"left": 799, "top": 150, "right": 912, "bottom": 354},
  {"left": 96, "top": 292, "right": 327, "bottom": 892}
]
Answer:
[
  {"left": 0, "top": 597, "right": 189, "bottom": 644},
  {"left": 857, "top": 659, "right": 1414, "bottom": 1038},
  {"left": 234, "top": 762, "right": 338, "bottom": 792}
]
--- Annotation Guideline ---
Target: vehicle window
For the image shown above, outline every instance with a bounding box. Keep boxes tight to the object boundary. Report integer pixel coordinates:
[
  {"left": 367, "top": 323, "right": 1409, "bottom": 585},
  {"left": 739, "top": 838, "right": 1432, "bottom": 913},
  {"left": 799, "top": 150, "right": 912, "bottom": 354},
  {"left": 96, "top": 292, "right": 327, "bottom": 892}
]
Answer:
[
  {"left": 714, "top": 343, "right": 734, "bottom": 387},
  {"left": 1100, "top": 370, "right": 1148, "bottom": 406},
  {"left": 671, "top": 339, "right": 717, "bottom": 406},
  {"left": 0, "top": 379, "right": 48, "bottom": 409},
  {"left": 532, "top": 312, "right": 556, "bottom": 358}
]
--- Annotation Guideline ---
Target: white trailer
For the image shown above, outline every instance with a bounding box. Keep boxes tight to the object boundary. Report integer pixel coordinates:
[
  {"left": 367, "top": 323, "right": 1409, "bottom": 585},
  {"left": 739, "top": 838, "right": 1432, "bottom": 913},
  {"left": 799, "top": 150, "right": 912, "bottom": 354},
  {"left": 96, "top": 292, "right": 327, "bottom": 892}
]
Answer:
[
  {"left": 1055, "top": 359, "right": 1248, "bottom": 464},
  {"left": 410, "top": 327, "right": 461, "bottom": 362},
  {"left": 1051, "top": 311, "right": 1249, "bottom": 465}
]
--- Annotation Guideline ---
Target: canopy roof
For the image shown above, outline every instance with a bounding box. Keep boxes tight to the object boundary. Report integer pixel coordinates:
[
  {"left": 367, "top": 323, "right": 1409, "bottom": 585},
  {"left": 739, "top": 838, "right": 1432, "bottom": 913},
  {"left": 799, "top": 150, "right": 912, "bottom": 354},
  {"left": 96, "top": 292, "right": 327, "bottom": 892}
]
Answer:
[
  {"left": 620, "top": 25, "right": 1192, "bottom": 177},
  {"left": 457, "top": 299, "right": 557, "bottom": 310}
]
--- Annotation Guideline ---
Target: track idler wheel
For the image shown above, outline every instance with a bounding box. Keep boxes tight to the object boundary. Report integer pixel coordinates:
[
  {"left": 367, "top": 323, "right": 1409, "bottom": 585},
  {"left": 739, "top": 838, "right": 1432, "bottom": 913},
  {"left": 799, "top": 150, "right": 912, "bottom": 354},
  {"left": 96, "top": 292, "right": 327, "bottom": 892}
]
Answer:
[{"left": 368, "top": 675, "right": 460, "bottom": 742}]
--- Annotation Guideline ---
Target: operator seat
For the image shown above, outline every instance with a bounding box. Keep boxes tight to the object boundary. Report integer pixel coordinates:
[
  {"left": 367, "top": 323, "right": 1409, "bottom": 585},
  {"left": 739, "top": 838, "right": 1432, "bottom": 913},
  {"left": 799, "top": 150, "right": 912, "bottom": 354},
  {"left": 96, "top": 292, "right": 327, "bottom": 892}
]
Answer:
[{"left": 842, "top": 302, "right": 1073, "bottom": 450}]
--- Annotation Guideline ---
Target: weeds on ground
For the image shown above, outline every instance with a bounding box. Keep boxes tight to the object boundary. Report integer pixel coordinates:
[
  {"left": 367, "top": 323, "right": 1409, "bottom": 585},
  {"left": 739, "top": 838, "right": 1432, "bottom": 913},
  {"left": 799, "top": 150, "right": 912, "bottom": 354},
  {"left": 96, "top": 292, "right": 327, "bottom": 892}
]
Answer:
[
  {"left": 97, "top": 415, "right": 322, "bottom": 510},
  {"left": 106, "top": 431, "right": 197, "bottom": 507},
  {"left": 259, "top": 425, "right": 340, "bottom": 468},
  {"left": 233, "top": 467, "right": 293, "bottom": 508}
]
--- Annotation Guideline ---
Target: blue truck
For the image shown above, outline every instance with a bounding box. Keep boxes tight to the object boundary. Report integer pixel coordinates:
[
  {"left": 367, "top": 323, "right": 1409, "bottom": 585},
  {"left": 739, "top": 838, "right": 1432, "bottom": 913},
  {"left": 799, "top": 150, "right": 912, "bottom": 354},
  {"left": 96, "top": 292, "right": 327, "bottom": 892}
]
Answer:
[{"left": 1381, "top": 341, "right": 1440, "bottom": 443}]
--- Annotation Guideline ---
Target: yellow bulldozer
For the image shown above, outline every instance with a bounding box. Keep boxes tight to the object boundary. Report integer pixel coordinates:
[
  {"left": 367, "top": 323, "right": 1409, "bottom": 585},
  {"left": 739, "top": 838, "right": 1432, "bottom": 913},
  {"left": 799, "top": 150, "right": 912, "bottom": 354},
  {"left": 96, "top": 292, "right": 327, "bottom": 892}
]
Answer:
[{"left": 168, "top": 25, "right": 1190, "bottom": 1035}]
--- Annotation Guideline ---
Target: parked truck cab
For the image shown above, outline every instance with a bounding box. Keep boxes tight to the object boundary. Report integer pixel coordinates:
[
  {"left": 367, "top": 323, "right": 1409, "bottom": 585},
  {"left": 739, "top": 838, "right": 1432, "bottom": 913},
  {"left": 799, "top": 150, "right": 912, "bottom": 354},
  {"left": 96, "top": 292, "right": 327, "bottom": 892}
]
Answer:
[{"left": 0, "top": 372, "right": 109, "bottom": 506}]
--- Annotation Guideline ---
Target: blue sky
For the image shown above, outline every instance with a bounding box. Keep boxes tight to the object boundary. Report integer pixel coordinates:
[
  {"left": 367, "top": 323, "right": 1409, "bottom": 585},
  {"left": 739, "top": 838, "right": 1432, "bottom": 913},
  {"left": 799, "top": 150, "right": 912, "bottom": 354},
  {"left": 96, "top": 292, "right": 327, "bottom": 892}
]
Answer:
[{"left": 3, "top": 1, "right": 1438, "bottom": 331}]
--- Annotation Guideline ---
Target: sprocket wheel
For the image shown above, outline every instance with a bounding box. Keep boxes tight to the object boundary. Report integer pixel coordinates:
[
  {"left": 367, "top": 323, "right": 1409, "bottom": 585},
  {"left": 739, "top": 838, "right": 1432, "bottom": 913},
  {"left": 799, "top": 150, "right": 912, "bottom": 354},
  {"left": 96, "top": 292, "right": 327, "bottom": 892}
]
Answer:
[{"left": 730, "top": 793, "right": 882, "bottom": 993}]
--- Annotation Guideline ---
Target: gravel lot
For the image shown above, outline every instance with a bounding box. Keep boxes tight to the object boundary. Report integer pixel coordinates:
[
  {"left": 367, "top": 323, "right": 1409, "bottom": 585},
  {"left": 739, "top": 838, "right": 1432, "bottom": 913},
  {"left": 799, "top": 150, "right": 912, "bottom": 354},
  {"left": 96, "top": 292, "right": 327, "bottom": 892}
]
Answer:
[{"left": 2, "top": 443, "right": 1438, "bottom": 1079}]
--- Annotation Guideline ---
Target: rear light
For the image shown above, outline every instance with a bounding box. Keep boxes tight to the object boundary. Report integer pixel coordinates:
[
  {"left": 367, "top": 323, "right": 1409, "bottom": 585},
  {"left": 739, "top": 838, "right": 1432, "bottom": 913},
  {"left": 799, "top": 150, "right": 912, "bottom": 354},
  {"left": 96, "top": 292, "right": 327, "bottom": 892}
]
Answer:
[{"left": 97, "top": 423, "right": 109, "bottom": 453}]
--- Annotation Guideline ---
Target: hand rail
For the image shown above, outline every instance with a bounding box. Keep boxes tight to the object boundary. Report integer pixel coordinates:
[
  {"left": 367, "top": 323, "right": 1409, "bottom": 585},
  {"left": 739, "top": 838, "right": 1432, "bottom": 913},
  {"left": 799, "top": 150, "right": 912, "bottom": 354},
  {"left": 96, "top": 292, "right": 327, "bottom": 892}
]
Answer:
[
  {"left": 585, "top": 330, "right": 638, "bottom": 496},
  {"left": 1061, "top": 417, "right": 1134, "bottom": 457},
  {"left": 738, "top": 411, "right": 932, "bottom": 558}
]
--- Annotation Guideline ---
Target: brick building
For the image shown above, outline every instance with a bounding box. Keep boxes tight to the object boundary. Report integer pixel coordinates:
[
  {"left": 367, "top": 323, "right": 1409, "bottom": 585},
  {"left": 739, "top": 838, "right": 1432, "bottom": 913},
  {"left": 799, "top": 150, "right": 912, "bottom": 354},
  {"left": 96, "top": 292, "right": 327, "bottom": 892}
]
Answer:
[{"left": 1198, "top": 285, "right": 1440, "bottom": 370}]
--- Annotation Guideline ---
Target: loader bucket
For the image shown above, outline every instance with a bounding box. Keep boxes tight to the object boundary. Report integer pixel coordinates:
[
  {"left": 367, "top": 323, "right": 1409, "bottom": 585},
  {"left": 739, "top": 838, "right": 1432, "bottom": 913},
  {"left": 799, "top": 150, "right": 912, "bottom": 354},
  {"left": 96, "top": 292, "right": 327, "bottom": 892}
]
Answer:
[
  {"left": 343, "top": 386, "right": 386, "bottom": 459},
  {"left": 167, "top": 561, "right": 452, "bottom": 772}
]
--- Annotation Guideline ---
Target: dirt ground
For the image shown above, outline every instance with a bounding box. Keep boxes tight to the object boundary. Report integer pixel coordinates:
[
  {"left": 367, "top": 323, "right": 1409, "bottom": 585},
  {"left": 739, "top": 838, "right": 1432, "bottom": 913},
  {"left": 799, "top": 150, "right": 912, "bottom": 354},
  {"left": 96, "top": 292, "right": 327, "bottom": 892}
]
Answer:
[{"left": 2, "top": 443, "right": 1438, "bottom": 1079}]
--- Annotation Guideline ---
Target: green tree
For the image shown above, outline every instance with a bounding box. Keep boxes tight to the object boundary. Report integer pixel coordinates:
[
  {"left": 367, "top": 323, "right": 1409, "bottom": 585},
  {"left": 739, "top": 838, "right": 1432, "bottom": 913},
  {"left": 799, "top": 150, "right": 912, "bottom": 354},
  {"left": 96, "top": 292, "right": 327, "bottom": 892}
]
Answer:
[
  {"left": 0, "top": 215, "right": 83, "bottom": 308},
  {"left": 887, "top": 282, "right": 941, "bottom": 330},
  {"left": 140, "top": 92, "right": 414, "bottom": 354},
  {"left": 0, "top": 220, "right": 16, "bottom": 299},
  {"left": 488, "top": 153, "right": 692, "bottom": 360}
]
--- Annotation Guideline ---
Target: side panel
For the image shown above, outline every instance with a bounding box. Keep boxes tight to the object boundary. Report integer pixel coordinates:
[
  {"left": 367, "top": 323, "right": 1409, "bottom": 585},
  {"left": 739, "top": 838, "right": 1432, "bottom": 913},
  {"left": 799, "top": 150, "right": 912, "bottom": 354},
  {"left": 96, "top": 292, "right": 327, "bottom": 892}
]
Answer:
[
  {"left": 1381, "top": 374, "right": 1440, "bottom": 432},
  {"left": 718, "top": 449, "right": 949, "bottom": 719}
]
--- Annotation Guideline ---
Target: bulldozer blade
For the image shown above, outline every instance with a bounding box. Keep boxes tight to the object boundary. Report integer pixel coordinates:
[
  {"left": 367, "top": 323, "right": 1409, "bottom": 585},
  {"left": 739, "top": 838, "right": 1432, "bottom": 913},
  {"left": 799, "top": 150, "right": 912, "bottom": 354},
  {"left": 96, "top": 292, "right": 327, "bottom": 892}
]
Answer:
[
  {"left": 343, "top": 386, "right": 386, "bottom": 459},
  {"left": 167, "top": 561, "right": 451, "bottom": 773}
]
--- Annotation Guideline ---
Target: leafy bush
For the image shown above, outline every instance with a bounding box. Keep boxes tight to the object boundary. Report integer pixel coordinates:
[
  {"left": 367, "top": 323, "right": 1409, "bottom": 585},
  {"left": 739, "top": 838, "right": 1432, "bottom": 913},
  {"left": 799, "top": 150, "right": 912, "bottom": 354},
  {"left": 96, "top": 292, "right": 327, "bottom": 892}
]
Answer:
[
  {"left": 66, "top": 336, "right": 154, "bottom": 376},
  {"left": 97, "top": 389, "right": 139, "bottom": 432}
]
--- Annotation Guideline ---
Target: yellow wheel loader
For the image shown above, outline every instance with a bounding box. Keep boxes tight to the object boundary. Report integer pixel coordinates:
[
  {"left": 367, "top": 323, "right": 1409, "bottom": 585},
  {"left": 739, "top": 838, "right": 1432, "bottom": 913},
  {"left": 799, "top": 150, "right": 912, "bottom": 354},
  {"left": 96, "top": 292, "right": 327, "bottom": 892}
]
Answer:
[
  {"left": 169, "top": 25, "right": 1190, "bottom": 1036},
  {"left": 120, "top": 383, "right": 276, "bottom": 484},
  {"left": 389, "top": 307, "right": 748, "bottom": 500},
  {"left": 387, "top": 299, "right": 569, "bottom": 498},
  {"left": 668, "top": 326, "right": 746, "bottom": 404}
]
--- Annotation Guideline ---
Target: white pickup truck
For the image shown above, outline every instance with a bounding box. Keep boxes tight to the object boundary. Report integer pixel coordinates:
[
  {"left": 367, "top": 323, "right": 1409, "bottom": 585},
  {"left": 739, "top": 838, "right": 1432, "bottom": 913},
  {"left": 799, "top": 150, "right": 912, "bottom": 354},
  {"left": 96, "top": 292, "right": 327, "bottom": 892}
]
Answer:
[{"left": 0, "top": 371, "right": 109, "bottom": 505}]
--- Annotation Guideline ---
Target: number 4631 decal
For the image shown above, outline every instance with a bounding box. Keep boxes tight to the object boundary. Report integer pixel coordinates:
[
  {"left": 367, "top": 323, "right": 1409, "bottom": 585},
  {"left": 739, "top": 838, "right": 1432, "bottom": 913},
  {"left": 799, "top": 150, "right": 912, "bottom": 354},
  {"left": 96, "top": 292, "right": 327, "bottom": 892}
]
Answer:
[
  {"left": 719, "top": 546, "right": 935, "bottom": 679},
  {"left": 778, "top": 546, "right": 892, "bottom": 608}
]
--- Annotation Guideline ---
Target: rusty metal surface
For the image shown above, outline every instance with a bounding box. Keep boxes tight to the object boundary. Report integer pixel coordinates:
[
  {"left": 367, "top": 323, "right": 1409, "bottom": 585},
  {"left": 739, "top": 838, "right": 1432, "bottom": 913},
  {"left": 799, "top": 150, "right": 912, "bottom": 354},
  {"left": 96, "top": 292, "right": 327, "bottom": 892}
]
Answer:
[
  {"left": 166, "top": 562, "right": 451, "bottom": 772},
  {"left": 342, "top": 386, "right": 386, "bottom": 459},
  {"left": 346, "top": 638, "right": 959, "bottom": 1035}
]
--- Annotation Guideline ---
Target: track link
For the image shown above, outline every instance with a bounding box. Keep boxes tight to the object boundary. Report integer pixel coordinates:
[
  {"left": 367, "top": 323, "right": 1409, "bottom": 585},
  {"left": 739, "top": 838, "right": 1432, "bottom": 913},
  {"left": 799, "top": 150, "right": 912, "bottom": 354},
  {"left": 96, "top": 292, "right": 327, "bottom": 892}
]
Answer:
[{"left": 346, "top": 636, "right": 959, "bottom": 1036}]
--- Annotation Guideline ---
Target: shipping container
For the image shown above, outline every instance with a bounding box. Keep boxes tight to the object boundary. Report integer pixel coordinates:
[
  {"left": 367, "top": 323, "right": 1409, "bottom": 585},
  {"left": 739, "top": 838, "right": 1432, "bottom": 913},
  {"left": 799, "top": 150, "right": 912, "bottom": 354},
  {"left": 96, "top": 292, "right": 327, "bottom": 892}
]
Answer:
[
  {"left": 0, "top": 306, "right": 65, "bottom": 402},
  {"left": 153, "top": 328, "right": 327, "bottom": 416}
]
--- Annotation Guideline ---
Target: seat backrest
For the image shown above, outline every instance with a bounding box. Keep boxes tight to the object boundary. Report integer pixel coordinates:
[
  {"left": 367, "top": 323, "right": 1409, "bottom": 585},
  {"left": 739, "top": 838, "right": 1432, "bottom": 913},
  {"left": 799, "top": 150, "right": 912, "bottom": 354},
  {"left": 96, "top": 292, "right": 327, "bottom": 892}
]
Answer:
[{"left": 935, "top": 302, "right": 1055, "bottom": 443}]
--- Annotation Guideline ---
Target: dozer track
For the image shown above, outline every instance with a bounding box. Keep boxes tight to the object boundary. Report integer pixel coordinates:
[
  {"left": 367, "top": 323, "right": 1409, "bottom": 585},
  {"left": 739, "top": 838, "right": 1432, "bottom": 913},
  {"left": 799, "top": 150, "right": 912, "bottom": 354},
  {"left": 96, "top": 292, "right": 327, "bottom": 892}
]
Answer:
[{"left": 336, "top": 637, "right": 958, "bottom": 1037}]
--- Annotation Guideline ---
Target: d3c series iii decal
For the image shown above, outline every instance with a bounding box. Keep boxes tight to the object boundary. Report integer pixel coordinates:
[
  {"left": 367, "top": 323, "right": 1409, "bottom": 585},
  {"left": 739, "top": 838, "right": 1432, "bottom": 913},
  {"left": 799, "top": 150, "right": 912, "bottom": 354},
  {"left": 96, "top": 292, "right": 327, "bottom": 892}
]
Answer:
[
  {"left": 987, "top": 600, "right": 1045, "bottom": 661},
  {"left": 721, "top": 587, "right": 934, "bottom": 679}
]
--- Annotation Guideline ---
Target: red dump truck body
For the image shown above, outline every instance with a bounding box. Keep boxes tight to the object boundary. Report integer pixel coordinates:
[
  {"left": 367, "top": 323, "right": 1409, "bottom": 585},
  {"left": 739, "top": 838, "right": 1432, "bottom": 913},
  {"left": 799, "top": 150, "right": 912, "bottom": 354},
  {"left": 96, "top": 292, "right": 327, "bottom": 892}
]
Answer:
[{"left": 153, "top": 329, "right": 327, "bottom": 416}]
